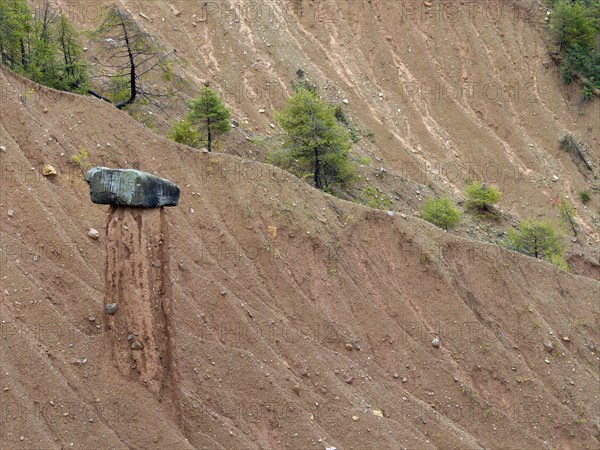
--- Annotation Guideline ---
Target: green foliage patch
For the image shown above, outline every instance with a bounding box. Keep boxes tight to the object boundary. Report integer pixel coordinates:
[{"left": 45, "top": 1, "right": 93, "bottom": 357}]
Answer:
[
  {"left": 465, "top": 180, "right": 502, "bottom": 212},
  {"left": 167, "top": 86, "right": 230, "bottom": 151},
  {"left": 0, "top": 0, "right": 88, "bottom": 92},
  {"left": 502, "top": 219, "right": 569, "bottom": 270},
  {"left": 271, "top": 87, "right": 355, "bottom": 191},
  {"left": 549, "top": 0, "right": 600, "bottom": 99},
  {"left": 421, "top": 196, "right": 462, "bottom": 230}
]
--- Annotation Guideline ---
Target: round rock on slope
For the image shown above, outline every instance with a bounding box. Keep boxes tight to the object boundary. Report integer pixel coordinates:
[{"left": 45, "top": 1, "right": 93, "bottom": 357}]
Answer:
[{"left": 104, "top": 303, "right": 118, "bottom": 315}]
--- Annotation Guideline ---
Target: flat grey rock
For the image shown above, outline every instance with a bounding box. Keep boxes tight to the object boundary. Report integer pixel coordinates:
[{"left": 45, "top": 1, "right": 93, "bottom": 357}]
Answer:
[{"left": 85, "top": 167, "right": 180, "bottom": 207}]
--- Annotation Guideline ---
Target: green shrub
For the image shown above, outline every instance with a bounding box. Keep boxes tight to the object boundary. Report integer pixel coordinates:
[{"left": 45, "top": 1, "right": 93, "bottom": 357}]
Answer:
[
  {"left": 465, "top": 180, "right": 502, "bottom": 212},
  {"left": 421, "top": 196, "right": 462, "bottom": 230},
  {"left": 581, "top": 82, "right": 593, "bottom": 101},
  {"left": 265, "top": 148, "right": 292, "bottom": 167},
  {"left": 562, "top": 45, "right": 600, "bottom": 89},
  {"left": 560, "top": 59, "right": 575, "bottom": 84},
  {"left": 550, "top": 1, "right": 596, "bottom": 51},
  {"left": 579, "top": 190, "right": 591, "bottom": 203},
  {"left": 547, "top": 253, "right": 570, "bottom": 271},
  {"left": 550, "top": 0, "right": 600, "bottom": 94},
  {"left": 334, "top": 106, "right": 350, "bottom": 126},
  {"left": 70, "top": 148, "right": 90, "bottom": 170},
  {"left": 334, "top": 105, "right": 360, "bottom": 142},
  {"left": 167, "top": 118, "right": 201, "bottom": 147},
  {"left": 107, "top": 71, "right": 131, "bottom": 105},
  {"left": 358, "top": 185, "right": 393, "bottom": 210},
  {"left": 291, "top": 78, "right": 317, "bottom": 93}
]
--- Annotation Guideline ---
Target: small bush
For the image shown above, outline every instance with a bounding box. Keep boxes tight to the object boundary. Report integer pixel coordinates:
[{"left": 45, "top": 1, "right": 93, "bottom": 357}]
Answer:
[
  {"left": 71, "top": 148, "right": 90, "bottom": 170},
  {"left": 107, "top": 71, "right": 131, "bottom": 105},
  {"left": 421, "top": 196, "right": 462, "bottom": 230},
  {"left": 167, "top": 119, "right": 201, "bottom": 148},
  {"left": 291, "top": 78, "right": 317, "bottom": 93},
  {"left": 465, "top": 180, "right": 502, "bottom": 212},
  {"left": 265, "top": 148, "right": 298, "bottom": 173},
  {"left": 579, "top": 190, "right": 591, "bottom": 203},
  {"left": 581, "top": 83, "right": 593, "bottom": 101},
  {"left": 547, "top": 253, "right": 570, "bottom": 271},
  {"left": 358, "top": 185, "right": 393, "bottom": 210},
  {"left": 334, "top": 106, "right": 350, "bottom": 126}
]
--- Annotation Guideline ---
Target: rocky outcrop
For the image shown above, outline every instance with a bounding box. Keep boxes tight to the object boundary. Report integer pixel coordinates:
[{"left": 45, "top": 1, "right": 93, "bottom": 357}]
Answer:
[{"left": 85, "top": 167, "right": 180, "bottom": 207}]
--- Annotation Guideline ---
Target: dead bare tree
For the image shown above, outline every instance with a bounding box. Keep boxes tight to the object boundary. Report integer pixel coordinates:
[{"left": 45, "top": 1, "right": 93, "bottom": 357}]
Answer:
[
  {"left": 87, "top": 4, "right": 182, "bottom": 110},
  {"left": 559, "top": 133, "right": 593, "bottom": 171}
]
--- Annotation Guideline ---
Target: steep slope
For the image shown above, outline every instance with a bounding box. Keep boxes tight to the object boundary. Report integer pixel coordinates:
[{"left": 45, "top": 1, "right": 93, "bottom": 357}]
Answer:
[
  {"left": 1, "top": 67, "right": 599, "bottom": 449},
  {"left": 67, "top": 0, "right": 599, "bottom": 236}
]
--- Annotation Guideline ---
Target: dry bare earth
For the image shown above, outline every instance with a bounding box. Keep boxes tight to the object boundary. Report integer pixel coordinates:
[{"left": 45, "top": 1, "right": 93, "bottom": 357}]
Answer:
[
  {"left": 1, "top": 0, "right": 600, "bottom": 448},
  {"left": 1, "top": 64, "right": 599, "bottom": 449}
]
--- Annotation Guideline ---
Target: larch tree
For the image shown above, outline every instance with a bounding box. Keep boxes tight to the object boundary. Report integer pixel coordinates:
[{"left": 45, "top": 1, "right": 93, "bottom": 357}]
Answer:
[
  {"left": 275, "top": 87, "right": 354, "bottom": 191},
  {"left": 183, "top": 86, "right": 231, "bottom": 152}
]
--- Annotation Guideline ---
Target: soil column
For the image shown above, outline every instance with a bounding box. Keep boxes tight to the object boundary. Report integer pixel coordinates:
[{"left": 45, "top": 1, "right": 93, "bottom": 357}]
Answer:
[
  {"left": 105, "top": 205, "right": 178, "bottom": 398},
  {"left": 85, "top": 167, "right": 181, "bottom": 409}
]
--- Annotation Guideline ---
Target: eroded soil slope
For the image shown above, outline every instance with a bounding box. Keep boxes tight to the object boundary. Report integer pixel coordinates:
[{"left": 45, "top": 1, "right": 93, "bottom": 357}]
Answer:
[
  {"left": 67, "top": 0, "right": 600, "bottom": 236},
  {"left": 0, "top": 68, "right": 599, "bottom": 449}
]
